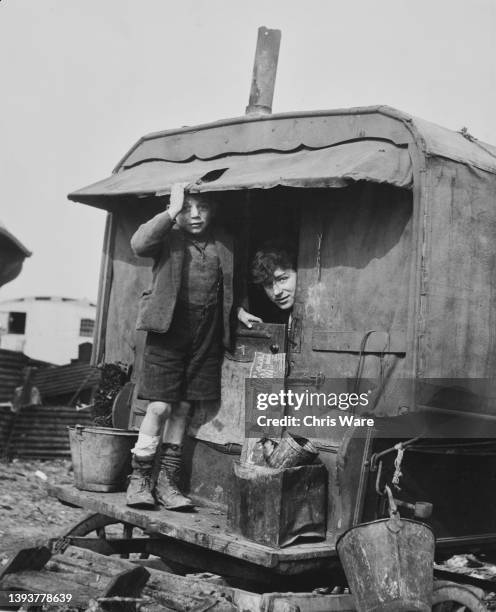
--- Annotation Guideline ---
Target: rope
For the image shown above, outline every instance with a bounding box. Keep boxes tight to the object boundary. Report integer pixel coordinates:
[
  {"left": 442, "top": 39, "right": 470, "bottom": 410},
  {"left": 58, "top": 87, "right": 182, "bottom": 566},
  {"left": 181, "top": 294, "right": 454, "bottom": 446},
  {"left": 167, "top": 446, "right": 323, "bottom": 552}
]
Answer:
[{"left": 392, "top": 443, "right": 405, "bottom": 490}]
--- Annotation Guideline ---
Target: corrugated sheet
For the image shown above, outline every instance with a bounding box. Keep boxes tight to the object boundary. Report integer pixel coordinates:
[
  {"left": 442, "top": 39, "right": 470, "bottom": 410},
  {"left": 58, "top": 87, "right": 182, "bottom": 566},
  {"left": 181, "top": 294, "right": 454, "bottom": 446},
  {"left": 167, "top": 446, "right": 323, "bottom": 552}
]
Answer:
[
  {"left": 0, "top": 351, "right": 98, "bottom": 405},
  {"left": 1, "top": 405, "right": 93, "bottom": 459},
  {"left": 0, "top": 349, "right": 46, "bottom": 403},
  {"left": 0, "top": 405, "right": 12, "bottom": 449},
  {"left": 32, "top": 363, "right": 101, "bottom": 399},
  {"left": 68, "top": 140, "right": 412, "bottom": 203}
]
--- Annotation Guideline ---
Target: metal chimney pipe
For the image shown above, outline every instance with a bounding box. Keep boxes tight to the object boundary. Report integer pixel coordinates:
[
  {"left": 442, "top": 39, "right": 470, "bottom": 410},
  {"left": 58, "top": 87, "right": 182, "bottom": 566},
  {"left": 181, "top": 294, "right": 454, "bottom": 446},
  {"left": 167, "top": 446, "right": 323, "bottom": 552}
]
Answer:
[{"left": 245, "top": 27, "right": 281, "bottom": 115}]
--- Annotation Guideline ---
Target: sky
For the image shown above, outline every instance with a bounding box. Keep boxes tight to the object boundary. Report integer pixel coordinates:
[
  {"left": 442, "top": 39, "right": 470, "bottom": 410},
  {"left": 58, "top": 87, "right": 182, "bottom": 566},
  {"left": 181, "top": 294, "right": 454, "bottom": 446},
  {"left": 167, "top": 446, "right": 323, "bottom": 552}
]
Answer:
[{"left": 1, "top": 0, "right": 495, "bottom": 303}]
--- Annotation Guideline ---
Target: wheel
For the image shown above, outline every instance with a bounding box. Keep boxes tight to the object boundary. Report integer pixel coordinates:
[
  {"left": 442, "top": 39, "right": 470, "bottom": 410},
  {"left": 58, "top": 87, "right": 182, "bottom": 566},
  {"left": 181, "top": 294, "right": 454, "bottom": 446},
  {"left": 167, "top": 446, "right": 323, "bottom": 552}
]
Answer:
[
  {"left": 65, "top": 512, "right": 120, "bottom": 537},
  {"left": 432, "top": 580, "right": 488, "bottom": 611},
  {"left": 59, "top": 512, "right": 149, "bottom": 559},
  {"left": 58, "top": 513, "right": 199, "bottom": 574}
]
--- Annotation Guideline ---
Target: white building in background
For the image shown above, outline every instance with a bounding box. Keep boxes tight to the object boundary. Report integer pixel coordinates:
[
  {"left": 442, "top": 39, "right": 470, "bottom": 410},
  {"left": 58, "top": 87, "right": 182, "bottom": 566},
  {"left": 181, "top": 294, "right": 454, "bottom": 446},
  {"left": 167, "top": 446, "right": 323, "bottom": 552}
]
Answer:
[{"left": 0, "top": 296, "right": 96, "bottom": 365}]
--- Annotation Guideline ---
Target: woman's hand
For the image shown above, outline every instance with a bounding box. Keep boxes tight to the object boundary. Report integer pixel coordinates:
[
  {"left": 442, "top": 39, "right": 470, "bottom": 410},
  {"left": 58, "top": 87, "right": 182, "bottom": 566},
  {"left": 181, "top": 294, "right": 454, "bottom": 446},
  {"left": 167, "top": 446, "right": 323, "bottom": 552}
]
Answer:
[{"left": 237, "top": 307, "right": 263, "bottom": 329}]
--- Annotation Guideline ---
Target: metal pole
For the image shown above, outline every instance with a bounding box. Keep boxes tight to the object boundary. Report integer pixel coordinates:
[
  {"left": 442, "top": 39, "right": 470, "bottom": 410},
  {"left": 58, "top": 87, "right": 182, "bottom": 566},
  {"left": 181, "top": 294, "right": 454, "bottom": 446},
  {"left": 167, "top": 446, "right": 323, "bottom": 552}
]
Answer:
[{"left": 245, "top": 26, "right": 281, "bottom": 115}]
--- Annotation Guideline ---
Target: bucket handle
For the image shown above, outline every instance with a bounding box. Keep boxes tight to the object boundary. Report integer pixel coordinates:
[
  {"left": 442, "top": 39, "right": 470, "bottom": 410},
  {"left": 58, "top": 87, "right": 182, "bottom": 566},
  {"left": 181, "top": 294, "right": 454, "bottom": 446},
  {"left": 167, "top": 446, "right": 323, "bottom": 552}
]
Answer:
[
  {"left": 75, "top": 424, "right": 85, "bottom": 439},
  {"left": 385, "top": 485, "right": 403, "bottom": 533}
]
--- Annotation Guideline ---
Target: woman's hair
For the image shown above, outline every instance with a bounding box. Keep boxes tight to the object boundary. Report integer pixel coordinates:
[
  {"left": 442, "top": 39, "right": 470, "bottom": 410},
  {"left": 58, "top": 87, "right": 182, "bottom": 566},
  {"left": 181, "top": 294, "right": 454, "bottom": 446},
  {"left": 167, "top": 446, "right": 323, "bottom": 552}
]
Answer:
[{"left": 251, "top": 242, "right": 296, "bottom": 285}]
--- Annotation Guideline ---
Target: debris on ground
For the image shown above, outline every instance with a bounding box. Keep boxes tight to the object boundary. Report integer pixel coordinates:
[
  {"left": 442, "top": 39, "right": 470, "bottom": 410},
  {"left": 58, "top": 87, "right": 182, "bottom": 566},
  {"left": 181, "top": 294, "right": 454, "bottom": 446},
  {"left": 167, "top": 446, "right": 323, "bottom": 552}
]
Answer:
[
  {"left": 91, "top": 362, "right": 129, "bottom": 426},
  {"left": 0, "top": 458, "right": 86, "bottom": 563}
]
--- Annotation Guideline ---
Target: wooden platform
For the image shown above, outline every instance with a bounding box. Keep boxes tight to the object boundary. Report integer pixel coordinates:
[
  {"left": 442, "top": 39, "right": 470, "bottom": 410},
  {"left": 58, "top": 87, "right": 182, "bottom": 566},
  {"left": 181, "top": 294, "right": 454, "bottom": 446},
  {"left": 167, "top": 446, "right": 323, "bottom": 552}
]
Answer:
[{"left": 48, "top": 483, "right": 337, "bottom": 576}]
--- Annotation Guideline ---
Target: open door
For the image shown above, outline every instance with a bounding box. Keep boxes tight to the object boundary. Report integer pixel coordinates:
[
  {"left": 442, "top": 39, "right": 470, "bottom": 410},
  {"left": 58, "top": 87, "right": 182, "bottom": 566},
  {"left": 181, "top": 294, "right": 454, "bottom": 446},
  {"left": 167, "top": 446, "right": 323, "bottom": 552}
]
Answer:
[
  {"left": 286, "top": 183, "right": 414, "bottom": 537},
  {"left": 289, "top": 183, "right": 413, "bottom": 418}
]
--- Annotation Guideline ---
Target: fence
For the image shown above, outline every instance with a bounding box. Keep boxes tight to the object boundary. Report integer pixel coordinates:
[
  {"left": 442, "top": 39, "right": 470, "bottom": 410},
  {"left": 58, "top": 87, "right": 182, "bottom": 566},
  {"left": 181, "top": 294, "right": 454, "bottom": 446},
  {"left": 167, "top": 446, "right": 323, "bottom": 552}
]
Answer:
[{"left": 0, "top": 404, "right": 93, "bottom": 460}]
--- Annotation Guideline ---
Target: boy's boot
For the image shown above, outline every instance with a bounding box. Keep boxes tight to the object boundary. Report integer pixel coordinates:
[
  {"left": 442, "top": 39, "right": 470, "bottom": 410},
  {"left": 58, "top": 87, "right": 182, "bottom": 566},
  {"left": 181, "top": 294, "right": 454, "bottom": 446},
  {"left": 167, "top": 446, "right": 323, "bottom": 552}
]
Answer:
[
  {"left": 155, "top": 443, "right": 194, "bottom": 510},
  {"left": 126, "top": 454, "right": 156, "bottom": 508}
]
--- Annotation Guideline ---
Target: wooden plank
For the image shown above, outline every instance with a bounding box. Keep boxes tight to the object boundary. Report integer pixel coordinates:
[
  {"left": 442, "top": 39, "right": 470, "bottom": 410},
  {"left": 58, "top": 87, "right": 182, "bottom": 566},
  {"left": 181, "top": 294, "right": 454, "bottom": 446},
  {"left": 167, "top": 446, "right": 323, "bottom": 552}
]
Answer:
[
  {"left": 55, "top": 547, "right": 352, "bottom": 612},
  {"left": 0, "top": 546, "right": 51, "bottom": 580},
  {"left": 47, "top": 484, "right": 335, "bottom": 572},
  {"left": 59, "top": 546, "right": 260, "bottom": 611},
  {"left": 241, "top": 351, "right": 286, "bottom": 465},
  {"left": 0, "top": 548, "right": 150, "bottom": 612},
  {"left": 1, "top": 571, "right": 98, "bottom": 606},
  {"left": 92, "top": 212, "right": 115, "bottom": 365},
  {"left": 264, "top": 593, "right": 355, "bottom": 612},
  {"left": 312, "top": 330, "right": 406, "bottom": 354}
]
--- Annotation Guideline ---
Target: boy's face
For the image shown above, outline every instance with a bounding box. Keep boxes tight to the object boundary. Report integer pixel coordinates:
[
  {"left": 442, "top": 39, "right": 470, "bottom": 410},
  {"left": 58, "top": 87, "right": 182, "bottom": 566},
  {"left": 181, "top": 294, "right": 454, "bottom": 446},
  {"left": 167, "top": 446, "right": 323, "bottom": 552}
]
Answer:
[
  {"left": 263, "top": 267, "right": 297, "bottom": 310},
  {"left": 176, "top": 195, "right": 215, "bottom": 236}
]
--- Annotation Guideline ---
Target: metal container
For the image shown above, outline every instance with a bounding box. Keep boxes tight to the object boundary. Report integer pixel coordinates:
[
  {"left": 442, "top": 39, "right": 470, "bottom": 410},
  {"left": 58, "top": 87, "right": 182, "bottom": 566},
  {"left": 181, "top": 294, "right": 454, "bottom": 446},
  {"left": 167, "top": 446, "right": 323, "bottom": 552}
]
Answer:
[
  {"left": 336, "top": 512, "right": 435, "bottom": 612},
  {"left": 228, "top": 461, "right": 327, "bottom": 547},
  {"left": 68, "top": 425, "right": 138, "bottom": 492},
  {"left": 265, "top": 432, "right": 318, "bottom": 468}
]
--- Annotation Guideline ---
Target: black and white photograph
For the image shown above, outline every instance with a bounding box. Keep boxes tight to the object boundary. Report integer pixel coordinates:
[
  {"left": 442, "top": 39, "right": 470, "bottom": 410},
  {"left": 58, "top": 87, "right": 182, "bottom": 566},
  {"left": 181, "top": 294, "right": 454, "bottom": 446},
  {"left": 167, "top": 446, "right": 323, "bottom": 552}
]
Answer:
[{"left": 1, "top": 1, "right": 496, "bottom": 610}]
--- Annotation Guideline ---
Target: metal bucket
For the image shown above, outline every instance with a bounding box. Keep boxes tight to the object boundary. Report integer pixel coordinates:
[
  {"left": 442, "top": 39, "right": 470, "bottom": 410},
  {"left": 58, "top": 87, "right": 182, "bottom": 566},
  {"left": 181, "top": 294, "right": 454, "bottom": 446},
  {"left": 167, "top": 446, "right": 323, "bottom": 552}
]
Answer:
[
  {"left": 68, "top": 425, "right": 138, "bottom": 492},
  {"left": 336, "top": 502, "right": 435, "bottom": 612}
]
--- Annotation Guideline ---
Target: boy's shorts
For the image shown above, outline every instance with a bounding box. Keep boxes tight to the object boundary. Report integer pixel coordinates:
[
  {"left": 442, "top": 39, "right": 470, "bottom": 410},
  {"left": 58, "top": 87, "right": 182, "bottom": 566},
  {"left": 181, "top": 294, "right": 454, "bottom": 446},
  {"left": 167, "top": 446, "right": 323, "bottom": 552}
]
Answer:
[{"left": 137, "top": 300, "right": 222, "bottom": 403}]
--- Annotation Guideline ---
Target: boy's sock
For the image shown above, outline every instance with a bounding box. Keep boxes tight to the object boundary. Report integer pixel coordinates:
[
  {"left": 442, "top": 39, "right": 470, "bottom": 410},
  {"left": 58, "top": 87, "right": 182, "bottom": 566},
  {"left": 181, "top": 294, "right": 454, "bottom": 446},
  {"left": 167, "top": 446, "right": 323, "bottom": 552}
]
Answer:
[{"left": 132, "top": 433, "right": 160, "bottom": 457}]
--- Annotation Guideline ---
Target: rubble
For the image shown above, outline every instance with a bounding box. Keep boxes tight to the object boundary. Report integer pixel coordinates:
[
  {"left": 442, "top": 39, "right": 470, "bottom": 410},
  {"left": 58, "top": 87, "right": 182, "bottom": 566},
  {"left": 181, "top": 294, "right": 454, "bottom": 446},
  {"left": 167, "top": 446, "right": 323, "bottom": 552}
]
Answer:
[{"left": 0, "top": 459, "right": 86, "bottom": 563}]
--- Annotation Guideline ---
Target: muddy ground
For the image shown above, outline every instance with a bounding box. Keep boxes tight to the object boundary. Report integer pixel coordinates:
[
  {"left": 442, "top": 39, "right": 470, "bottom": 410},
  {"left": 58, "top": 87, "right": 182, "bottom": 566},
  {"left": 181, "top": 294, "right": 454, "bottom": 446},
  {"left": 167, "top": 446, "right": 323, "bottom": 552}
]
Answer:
[{"left": 0, "top": 459, "right": 86, "bottom": 564}]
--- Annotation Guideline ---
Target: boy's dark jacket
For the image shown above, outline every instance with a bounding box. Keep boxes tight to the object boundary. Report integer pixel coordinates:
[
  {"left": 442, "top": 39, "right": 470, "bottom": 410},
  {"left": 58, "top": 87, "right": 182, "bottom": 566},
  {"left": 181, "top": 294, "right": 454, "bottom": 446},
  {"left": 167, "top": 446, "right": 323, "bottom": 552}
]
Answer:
[{"left": 131, "top": 211, "right": 243, "bottom": 349}]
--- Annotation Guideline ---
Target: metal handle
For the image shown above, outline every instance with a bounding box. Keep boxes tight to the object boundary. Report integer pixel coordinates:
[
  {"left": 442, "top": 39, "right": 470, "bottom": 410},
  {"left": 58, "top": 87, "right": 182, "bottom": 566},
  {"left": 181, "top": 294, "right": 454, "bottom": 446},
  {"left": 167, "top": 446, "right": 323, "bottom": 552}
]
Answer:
[
  {"left": 385, "top": 485, "right": 403, "bottom": 533},
  {"left": 236, "top": 328, "right": 271, "bottom": 339},
  {"left": 395, "top": 498, "right": 433, "bottom": 519}
]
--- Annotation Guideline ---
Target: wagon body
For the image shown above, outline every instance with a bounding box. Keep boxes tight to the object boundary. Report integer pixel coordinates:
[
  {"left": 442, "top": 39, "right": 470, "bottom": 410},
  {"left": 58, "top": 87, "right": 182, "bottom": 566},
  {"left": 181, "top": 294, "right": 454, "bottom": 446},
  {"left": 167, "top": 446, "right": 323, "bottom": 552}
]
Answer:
[{"left": 69, "top": 105, "right": 496, "bottom": 551}]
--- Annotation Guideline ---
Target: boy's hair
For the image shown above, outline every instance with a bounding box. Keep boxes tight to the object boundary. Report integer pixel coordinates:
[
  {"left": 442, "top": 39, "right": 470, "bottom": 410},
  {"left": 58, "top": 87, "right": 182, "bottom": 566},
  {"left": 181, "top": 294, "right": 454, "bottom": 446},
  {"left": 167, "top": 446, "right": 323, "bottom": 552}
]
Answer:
[
  {"left": 251, "top": 243, "right": 296, "bottom": 285},
  {"left": 168, "top": 193, "right": 218, "bottom": 211}
]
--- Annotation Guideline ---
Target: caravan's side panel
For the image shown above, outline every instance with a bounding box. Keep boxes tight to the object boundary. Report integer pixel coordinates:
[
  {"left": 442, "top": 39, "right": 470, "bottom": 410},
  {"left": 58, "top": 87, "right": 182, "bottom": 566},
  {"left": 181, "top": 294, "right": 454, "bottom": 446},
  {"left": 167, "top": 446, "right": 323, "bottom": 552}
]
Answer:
[
  {"left": 419, "top": 160, "right": 496, "bottom": 380},
  {"left": 104, "top": 209, "right": 151, "bottom": 367}
]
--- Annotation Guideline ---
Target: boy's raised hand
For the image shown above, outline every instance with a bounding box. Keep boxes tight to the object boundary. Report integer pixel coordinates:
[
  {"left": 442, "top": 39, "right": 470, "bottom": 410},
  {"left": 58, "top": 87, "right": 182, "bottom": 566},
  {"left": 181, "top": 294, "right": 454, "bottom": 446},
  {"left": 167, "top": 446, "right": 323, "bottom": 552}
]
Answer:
[
  {"left": 237, "top": 307, "right": 263, "bottom": 329},
  {"left": 168, "top": 182, "right": 189, "bottom": 219}
]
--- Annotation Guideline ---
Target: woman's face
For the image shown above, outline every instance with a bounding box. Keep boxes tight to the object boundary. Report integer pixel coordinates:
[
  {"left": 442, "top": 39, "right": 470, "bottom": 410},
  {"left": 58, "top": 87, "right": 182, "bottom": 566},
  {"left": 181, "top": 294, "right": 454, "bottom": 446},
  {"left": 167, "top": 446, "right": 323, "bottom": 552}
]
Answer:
[{"left": 263, "top": 267, "right": 297, "bottom": 310}]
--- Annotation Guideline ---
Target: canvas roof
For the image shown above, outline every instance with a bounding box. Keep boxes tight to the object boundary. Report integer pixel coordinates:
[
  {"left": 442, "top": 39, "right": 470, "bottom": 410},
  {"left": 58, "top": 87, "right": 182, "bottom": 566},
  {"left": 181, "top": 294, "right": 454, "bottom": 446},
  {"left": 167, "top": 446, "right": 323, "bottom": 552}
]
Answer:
[
  {"left": 69, "top": 140, "right": 412, "bottom": 204},
  {"left": 68, "top": 105, "right": 496, "bottom": 208}
]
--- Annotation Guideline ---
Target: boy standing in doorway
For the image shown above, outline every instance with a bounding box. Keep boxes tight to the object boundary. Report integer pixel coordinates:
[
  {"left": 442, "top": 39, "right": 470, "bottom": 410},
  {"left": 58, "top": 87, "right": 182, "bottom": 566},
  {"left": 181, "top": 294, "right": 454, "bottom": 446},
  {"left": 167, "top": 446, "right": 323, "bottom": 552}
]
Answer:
[{"left": 127, "top": 183, "right": 258, "bottom": 510}]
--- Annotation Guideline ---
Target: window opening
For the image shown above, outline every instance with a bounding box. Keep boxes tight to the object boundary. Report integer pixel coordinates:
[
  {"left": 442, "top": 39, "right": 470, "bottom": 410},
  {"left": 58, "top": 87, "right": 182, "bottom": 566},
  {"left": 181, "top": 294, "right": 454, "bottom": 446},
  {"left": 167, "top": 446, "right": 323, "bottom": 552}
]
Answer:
[
  {"left": 80, "top": 318, "right": 95, "bottom": 337},
  {"left": 8, "top": 312, "right": 26, "bottom": 335}
]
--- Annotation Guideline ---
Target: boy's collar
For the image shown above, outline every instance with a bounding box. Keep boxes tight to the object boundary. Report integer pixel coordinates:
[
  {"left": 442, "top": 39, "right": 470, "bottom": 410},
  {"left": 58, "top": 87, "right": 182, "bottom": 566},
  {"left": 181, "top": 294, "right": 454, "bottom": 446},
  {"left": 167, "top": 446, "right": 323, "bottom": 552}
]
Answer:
[{"left": 177, "top": 225, "right": 216, "bottom": 240}]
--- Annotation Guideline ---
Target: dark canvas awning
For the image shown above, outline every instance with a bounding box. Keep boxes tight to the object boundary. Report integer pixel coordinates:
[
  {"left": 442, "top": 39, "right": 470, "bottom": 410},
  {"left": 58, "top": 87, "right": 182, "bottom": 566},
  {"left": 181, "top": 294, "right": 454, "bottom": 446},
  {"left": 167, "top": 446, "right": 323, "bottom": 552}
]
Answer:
[
  {"left": 68, "top": 140, "right": 412, "bottom": 206},
  {"left": 0, "top": 224, "right": 31, "bottom": 288}
]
